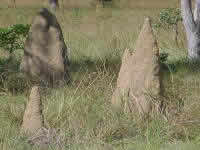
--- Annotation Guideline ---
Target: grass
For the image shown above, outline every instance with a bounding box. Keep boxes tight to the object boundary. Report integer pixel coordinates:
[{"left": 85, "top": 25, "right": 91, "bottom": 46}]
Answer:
[
  {"left": 0, "top": 0, "right": 179, "bottom": 9},
  {"left": 1, "top": 1, "right": 200, "bottom": 149}
]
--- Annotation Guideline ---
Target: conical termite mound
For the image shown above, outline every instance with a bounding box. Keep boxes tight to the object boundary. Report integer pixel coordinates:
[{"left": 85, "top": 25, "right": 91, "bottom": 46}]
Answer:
[
  {"left": 111, "top": 17, "right": 162, "bottom": 117},
  {"left": 21, "top": 86, "right": 44, "bottom": 136}
]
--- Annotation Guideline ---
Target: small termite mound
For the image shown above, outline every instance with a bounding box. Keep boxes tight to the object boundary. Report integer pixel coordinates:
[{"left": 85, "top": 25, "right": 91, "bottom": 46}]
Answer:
[{"left": 21, "top": 86, "right": 44, "bottom": 136}]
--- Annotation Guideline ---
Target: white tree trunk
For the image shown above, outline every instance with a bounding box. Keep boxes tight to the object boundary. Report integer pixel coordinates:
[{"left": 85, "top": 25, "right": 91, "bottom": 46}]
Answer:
[{"left": 181, "top": 0, "right": 200, "bottom": 60}]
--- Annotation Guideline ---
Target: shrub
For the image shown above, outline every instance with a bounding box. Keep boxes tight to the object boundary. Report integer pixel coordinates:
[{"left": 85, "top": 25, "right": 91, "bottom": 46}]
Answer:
[
  {"left": 153, "top": 8, "right": 182, "bottom": 46},
  {"left": 0, "top": 24, "right": 30, "bottom": 94},
  {"left": 153, "top": 8, "right": 182, "bottom": 29},
  {"left": 0, "top": 24, "right": 30, "bottom": 54}
]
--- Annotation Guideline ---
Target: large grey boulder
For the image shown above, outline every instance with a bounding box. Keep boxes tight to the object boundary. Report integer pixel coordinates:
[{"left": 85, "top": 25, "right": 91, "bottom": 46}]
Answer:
[
  {"left": 111, "top": 18, "right": 162, "bottom": 117},
  {"left": 20, "top": 8, "right": 70, "bottom": 87}
]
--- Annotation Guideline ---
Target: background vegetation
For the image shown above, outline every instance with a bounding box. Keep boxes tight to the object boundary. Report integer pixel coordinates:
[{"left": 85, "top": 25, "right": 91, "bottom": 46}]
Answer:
[
  {"left": 1, "top": 0, "right": 200, "bottom": 149},
  {"left": 1, "top": 0, "right": 179, "bottom": 9}
]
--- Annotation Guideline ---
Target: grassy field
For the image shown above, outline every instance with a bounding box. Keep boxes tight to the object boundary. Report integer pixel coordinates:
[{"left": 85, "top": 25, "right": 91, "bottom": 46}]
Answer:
[
  {"left": 1, "top": 0, "right": 179, "bottom": 9},
  {"left": 1, "top": 0, "right": 200, "bottom": 150}
]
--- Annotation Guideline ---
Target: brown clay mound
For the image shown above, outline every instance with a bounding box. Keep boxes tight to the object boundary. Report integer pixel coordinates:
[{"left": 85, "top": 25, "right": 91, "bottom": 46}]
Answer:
[
  {"left": 111, "top": 17, "right": 161, "bottom": 117},
  {"left": 21, "top": 86, "right": 44, "bottom": 135}
]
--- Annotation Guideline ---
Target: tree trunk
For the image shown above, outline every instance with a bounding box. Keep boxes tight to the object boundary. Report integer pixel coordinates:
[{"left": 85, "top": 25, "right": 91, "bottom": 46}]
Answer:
[
  {"left": 49, "top": 0, "right": 59, "bottom": 11},
  {"left": 9, "top": 0, "right": 16, "bottom": 8},
  {"left": 96, "top": 0, "right": 104, "bottom": 8},
  {"left": 173, "top": 24, "right": 179, "bottom": 47},
  {"left": 13, "top": 0, "right": 16, "bottom": 8},
  {"left": 181, "top": 0, "right": 200, "bottom": 60}
]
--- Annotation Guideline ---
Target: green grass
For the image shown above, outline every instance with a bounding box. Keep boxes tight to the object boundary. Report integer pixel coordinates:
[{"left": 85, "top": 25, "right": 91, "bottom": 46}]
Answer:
[{"left": 1, "top": 3, "right": 200, "bottom": 150}]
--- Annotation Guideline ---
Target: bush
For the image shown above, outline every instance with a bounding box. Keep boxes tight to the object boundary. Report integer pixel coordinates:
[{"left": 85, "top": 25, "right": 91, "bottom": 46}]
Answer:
[
  {"left": 0, "top": 24, "right": 30, "bottom": 94},
  {"left": 153, "top": 8, "right": 182, "bottom": 29},
  {"left": 0, "top": 24, "right": 30, "bottom": 54}
]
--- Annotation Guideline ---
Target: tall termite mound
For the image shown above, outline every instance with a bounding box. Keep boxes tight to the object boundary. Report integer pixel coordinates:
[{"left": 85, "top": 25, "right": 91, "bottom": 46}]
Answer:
[
  {"left": 111, "top": 17, "right": 162, "bottom": 117},
  {"left": 20, "top": 8, "right": 70, "bottom": 87}
]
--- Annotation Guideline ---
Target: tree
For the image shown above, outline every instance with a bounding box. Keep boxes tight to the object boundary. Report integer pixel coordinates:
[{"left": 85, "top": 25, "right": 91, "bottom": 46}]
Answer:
[
  {"left": 96, "top": 0, "right": 104, "bottom": 8},
  {"left": 8, "top": 0, "right": 16, "bottom": 8},
  {"left": 49, "top": 0, "right": 59, "bottom": 11},
  {"left": 181, "top": 0, "right": 200, "bottom": 60}
]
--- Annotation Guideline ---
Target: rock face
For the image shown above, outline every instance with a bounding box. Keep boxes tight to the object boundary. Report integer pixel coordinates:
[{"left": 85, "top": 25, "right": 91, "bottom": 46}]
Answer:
[
  {"left": 20, "top": 8, "right": 70, "bottom": 87},
  {"left": 21, "top": 86, "right": 44, "bottom": 135},
  {"left": 111, "top": 18, "right": 161, "bottom": 116}
]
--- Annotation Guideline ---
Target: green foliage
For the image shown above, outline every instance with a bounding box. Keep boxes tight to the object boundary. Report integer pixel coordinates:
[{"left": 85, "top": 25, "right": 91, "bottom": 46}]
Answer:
[
  {"left": 0, "top": 58, "right": 8, "bottom": 72},
  {"left": 0, "top": 24, "right": 30, "bottom": 94},
  {"left": 160, "top": 52, "right": 169, "bottom": 63},
  {"left": 0, "top": 24, "right": 30, "bottom": 53},
  {"left": 153, "top": 8, "right": 182, "bottom": 29},
  {"left": 160, "top": 50, "right": 177, "bottom": 73}
]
